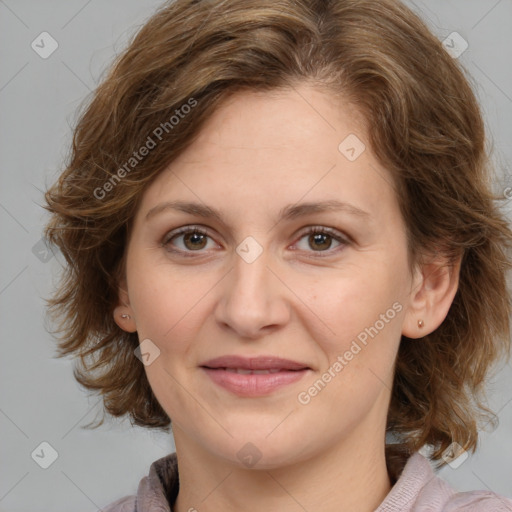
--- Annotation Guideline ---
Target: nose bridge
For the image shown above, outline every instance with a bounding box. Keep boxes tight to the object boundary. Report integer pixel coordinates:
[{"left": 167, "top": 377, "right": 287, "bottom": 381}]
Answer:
[
  {"left": 214, "top": 236, "right": 290, "bottom": 337},
  {"left": 232, "top": 242, "right": 270, "bottom": 297}
]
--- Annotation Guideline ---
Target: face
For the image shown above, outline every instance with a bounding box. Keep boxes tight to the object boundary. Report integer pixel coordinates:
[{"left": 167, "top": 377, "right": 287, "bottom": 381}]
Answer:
[{"left": 118, "top": 84, "right": 418, "bottom": 469}]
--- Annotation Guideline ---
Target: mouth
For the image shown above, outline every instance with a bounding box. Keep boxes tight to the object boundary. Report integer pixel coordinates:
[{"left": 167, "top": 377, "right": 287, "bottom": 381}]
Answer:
[
  {"left": 213, "top": 368, "right": 290, "bottom": 374},
  {"left": 199, "top": 355, "right": 311, "bottom": 396},
  {"left": 200, "top": 355, "right": 311, "bottom": 371}
]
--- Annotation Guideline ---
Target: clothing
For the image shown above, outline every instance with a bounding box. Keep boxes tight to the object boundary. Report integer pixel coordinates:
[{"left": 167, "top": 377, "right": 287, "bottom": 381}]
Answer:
[{"left": 102, "top": 451, "right": 512, "bottom": 511}]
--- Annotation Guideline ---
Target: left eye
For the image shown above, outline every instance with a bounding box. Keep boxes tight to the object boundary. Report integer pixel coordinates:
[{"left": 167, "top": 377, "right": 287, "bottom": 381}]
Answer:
[{"left": 293, "top": 228, "right": 346, "bottom": 253}]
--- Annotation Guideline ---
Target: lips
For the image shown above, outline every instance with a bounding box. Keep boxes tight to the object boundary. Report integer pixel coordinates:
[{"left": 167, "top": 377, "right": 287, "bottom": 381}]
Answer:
[
  {"left": 223, "top": 368, "right": 282, "bottom": 374},
  {"left": 200, "top": 355, "right": 310, "bottom": 371},
  {"left": 200, "top": 355, "right": 311, "bottom": 396}
]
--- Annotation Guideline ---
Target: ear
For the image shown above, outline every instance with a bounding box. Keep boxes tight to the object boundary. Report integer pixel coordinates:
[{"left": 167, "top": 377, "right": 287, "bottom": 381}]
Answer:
[
  {"left": 112, "top": 277, "right": 137, "bottom": 333},
  {"left": 402, "top": 252, "right": 462, "bottom": 339}
]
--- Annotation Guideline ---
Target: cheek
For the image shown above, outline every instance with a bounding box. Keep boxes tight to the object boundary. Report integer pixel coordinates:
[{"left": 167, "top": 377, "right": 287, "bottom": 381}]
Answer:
[
  {"left": 127, "top": 257, "right": 215, "bottom": 353},
  {"left": 311, "top": 261, "right": 406, "bottom": 356},
  {"left": 299, "top": 271, "right": 404, "bottom": 417}
]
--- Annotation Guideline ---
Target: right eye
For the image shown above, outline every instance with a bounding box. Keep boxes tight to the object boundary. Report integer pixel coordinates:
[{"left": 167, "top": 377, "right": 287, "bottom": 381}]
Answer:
[{"left": 161, "top": 226, "right": 219, "bottom": 254}]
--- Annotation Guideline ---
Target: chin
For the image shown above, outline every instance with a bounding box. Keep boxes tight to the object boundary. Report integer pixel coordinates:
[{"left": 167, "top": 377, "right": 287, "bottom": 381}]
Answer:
[{"left": 208, "top": 434, "right": 310, "bottom": 471}]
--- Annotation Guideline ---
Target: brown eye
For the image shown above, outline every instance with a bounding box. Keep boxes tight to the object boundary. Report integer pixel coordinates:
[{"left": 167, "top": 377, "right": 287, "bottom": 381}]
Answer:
[
  {"left": 294, "top": 227, "right": 349, "bottom": 255},
  {"left": 182, "top": 231, "right": 208, "bottom": 250},
  {"left": 308, "top": 232, "right": 333, "bottom": 251},
  {"left": 163, "top": 227, "right": 215, "bottom": 253}
]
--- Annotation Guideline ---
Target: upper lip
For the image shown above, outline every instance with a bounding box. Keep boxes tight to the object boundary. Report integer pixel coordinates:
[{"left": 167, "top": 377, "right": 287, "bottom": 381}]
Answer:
[{"left": 200, "top": 355, "right": 310, "bottom": 371}]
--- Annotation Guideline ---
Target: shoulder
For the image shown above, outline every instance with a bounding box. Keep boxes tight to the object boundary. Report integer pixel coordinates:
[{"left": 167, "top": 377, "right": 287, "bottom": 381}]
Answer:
[
  {"left": 441, "top": 490, "right": 512, "bottom": 511},
  {"left": 100, "top": 452, "right": 179, "bottom": 511},
  {"left": 101, "top": 495, "right": 136, "bottom": 512},
  {"left": 377, "top": 451, "right": 512, "bottom": 511}
]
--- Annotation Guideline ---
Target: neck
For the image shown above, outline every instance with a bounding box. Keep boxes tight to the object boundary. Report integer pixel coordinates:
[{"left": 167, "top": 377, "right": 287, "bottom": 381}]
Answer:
[{"left": 173, "top": 429, "right": 392, "bottom": 512}]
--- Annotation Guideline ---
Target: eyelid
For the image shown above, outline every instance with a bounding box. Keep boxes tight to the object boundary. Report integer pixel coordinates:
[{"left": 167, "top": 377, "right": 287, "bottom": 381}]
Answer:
[
  {"left": 293, "top": 225, "right": 351, "bottom": 244},
  {"left": 289, "top": 225, "right": 351, "bottom": 256},
  {"left": 161, "top": 225, "right": 212, "bottom": 245},
  {"left": 161, "top": 225, "right": 221, "bottom": 256}
]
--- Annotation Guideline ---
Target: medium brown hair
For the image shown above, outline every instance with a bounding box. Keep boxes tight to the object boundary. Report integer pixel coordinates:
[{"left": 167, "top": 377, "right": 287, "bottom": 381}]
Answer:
[{"left": 44, "top": 0, "right": 512, "bottom": 465}]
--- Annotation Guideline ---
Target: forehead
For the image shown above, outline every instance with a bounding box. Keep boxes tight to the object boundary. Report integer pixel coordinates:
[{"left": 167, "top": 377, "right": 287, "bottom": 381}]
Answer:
[
  {"left": 190, "top": 86, "right": 367, "bottom": 157},
  {"left": 136, "top": 85, "right": 399, "bottom": 227}
]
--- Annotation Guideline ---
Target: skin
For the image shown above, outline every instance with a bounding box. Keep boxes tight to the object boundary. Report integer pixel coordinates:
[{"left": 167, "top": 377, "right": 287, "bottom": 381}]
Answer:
[{"left": 114, "top": 84, "right": 460, "bottom": 512}]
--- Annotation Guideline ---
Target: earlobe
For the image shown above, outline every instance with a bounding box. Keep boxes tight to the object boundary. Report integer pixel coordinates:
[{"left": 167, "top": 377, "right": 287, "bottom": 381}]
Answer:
[
  {"left": 113, "top": 282, "right": 137, "bottom": 333},
  {"left": 113, "top": 304, "right": 137, "bottom": 332},
  {"left": 402, "top": 254, "right": 461, "bottom": 339}
]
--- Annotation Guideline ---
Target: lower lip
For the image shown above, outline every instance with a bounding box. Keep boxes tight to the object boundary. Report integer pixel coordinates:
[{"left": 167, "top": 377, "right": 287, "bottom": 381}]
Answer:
[{"left": 201, "top": 367, "right": 309, "bottom": 396}]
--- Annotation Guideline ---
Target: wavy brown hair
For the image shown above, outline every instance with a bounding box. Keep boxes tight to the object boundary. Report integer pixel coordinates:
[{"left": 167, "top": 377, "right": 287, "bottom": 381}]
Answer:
[{"left": 44, "top": 0, "right": 512, "bottom": 466}]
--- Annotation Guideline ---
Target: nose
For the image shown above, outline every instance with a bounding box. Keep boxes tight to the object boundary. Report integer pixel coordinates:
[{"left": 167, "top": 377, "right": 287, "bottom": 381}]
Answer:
[{"left": 213, "top": 243, "right": 291, "bottom": 339}]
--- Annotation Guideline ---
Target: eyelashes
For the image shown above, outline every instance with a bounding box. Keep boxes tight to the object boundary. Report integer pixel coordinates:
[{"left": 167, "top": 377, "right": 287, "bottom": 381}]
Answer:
[
  {"left": 162, "top": 227, "right": 213, "bottom": 253},
  {"left": 292, "top": 227, "right": 348, "bottom": 254},
  {"left": 161, "top": 225, "right": 351, "bottom": 258}
]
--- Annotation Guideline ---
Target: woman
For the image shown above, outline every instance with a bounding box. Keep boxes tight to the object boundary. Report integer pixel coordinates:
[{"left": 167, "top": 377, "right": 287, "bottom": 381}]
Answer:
[{"left": 44, "top": 0, "right": 512, "bottom": 510}]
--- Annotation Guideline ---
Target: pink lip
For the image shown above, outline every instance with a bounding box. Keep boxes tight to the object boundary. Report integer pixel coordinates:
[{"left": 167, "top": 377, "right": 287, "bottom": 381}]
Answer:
[
  {"left": 200, "top": 355, "right": 311, "bottom": 397},
  {"left": 201, "top": 368, "right": 309, "bottom": 396}
]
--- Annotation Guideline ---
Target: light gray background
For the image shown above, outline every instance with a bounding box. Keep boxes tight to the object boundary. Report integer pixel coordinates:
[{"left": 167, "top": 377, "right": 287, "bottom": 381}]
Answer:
[{"left": 1, "top": 0, "right": 511, "bottom": 510}]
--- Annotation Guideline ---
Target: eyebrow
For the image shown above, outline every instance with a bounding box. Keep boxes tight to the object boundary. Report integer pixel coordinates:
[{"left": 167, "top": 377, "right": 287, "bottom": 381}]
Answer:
[{"left": 145, "top": 199, "right": 370, "bottom": 223}]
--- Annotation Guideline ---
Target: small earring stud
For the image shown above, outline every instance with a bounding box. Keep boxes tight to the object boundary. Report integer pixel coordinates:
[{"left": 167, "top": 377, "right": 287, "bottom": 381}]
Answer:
[
  {"left": 418, "top": 319, "right": 424, "bottom": 328},
  {"left": 121, "top": 314, "right": 131, "bottom": 319}
]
